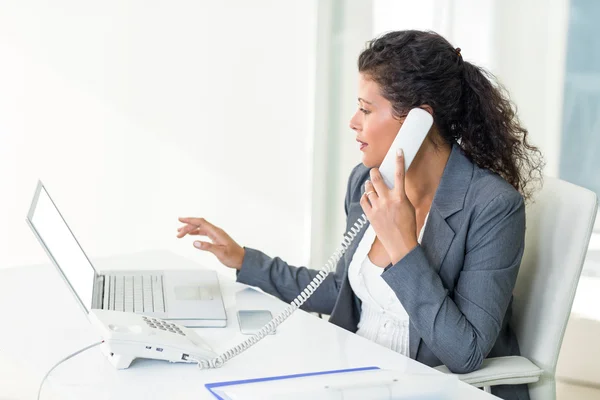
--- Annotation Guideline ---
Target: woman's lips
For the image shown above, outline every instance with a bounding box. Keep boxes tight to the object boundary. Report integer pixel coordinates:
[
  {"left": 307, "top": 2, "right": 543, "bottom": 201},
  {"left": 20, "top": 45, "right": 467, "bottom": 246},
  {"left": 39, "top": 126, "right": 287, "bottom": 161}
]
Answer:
[{"left": 357, "top": 139, "right": 368, "bottom": 151}]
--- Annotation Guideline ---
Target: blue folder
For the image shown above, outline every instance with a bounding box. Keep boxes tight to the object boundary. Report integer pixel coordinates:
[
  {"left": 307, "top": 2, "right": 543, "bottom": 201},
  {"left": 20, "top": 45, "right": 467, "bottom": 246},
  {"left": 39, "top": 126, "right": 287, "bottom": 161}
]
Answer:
[{"left": 205, "top": 366, "right": 380, "bottom": 400}]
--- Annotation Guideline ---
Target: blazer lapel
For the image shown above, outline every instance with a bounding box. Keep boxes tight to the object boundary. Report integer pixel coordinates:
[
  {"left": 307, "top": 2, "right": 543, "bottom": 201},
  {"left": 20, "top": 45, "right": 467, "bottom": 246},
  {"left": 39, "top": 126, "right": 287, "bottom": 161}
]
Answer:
[
  {"left": 409, "top": 208, "right": 455, "bottom": 359},
  {"left": 420, "top": 208, "right": 454, "bottom": 273},
  {"left": 409, "top": 143, "right": 474, "bottom": 360}
]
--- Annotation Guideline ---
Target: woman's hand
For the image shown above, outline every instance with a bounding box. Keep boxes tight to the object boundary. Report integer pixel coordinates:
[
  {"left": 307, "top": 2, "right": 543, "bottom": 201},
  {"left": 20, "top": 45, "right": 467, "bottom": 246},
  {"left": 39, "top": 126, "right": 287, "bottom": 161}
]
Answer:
[
  {"left": 360, "top": 149, "right": 418, "bottom": 264},
  {"left": 176, "top": 217, "right": 245, "bottom": 270}
]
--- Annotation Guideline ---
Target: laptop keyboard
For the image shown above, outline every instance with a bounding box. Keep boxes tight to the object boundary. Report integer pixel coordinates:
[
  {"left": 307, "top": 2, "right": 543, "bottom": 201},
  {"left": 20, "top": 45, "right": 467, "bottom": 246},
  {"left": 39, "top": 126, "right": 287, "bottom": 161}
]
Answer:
[{"left": 103, "top": 275, "right": 165, "bottom": 313}]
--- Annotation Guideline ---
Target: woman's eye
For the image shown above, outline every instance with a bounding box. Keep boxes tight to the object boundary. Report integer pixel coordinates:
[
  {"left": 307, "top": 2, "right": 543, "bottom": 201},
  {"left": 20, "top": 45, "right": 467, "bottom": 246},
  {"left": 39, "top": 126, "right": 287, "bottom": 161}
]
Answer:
[{"left": 359, "top": 107, "right": 371, "bottom": 115}]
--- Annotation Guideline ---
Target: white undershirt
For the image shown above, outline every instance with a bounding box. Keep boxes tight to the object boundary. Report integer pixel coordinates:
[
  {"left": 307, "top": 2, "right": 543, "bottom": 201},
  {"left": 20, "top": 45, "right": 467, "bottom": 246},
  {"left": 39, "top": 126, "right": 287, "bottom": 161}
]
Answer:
[{"left": 348, "top": 214, "right": 429, "bottom": 356}]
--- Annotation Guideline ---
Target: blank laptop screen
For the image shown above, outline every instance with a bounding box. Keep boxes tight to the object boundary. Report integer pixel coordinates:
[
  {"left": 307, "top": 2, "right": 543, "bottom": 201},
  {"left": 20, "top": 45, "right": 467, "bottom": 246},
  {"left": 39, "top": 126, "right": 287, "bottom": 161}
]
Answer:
[{"left": 28, "top": 185, "right": 95, "bottom": 312}]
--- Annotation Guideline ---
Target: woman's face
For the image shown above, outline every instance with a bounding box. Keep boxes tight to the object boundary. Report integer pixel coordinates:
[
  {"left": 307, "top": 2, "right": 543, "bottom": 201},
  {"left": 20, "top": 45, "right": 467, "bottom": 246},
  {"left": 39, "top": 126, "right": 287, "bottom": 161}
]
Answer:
[{"left": 349, "top": 74, "right": 403, "bottom": 168}]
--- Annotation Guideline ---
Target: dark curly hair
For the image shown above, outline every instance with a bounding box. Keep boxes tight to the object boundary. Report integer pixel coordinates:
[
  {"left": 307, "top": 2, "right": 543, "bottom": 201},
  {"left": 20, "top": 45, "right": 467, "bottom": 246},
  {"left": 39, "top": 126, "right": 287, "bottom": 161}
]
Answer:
[{"left": 358, "top": 30, "right": 544, "bottom": 201}]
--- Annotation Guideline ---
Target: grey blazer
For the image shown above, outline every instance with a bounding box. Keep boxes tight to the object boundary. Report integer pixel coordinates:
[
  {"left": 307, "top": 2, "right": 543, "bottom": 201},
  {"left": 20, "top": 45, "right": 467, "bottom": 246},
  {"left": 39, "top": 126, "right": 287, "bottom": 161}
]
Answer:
[{"left": 237, "top": 144, "right": 529, "bottom": 400}]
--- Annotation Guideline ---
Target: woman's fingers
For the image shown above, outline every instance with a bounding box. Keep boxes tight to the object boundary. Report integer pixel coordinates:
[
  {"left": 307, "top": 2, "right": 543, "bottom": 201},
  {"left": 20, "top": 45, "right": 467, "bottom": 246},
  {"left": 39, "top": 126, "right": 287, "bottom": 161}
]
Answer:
[
  {"left": 178, "top": 217, "right": 210, "bottom": 226},
  {"left": 369, "top": 168, "right": 389, "bottom": 198},
  {"left": 364, "top": 180, "right": 378, "bottom": 203},
  {"left": 360, "top": 184, "right": 373, "bottom": 214},
  {"left": 177, "top": 218, "right": 244, "bottom": 269},
  {"left": 178, "top": 217, "right": 219, "bottom": 230},
  {"left": 176, "top": 223, "right": 204, "bottom": 238},
  {"left": 177, "top": 217, "right": 222, "bottom": 239},
  {"left": 178, "top": 225, "right": 211, "bottom": 237},
  {"left": 193, "top": 241, "right": 224, "bottom": 256},
  {"left": 394, "top": 148, "right": 406, "bottom": 197},
  {"left": 176, "top": 225, "right": 190, "bottom": 238}
]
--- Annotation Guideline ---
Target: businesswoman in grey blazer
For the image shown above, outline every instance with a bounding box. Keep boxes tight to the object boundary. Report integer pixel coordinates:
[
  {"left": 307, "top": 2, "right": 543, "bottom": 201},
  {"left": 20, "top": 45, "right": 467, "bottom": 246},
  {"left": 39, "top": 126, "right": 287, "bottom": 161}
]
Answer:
[{"left": 177, "top": 30, "right": 543, "bottom": 400}]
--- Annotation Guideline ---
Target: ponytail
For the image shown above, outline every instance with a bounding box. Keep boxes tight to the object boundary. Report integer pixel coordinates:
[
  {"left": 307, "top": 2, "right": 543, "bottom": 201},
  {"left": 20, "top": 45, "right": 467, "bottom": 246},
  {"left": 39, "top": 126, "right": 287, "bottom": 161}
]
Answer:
[{"left": 457, "top": 61, "right": 543, "bottom": 200}]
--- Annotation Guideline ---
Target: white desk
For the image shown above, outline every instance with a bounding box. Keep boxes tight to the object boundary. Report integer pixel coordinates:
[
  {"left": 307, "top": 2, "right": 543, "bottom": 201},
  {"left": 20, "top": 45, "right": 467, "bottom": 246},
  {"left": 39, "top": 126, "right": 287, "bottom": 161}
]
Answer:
[{"left": 0, "top": 250, "right": 497, "bottom": 399}]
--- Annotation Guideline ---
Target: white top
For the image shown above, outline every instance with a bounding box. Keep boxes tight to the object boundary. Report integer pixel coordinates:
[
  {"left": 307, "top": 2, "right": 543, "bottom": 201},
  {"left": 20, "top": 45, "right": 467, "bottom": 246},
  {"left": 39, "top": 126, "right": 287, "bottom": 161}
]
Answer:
[{"left": 348, "top": 214, "right": 429, "bottom": 357}]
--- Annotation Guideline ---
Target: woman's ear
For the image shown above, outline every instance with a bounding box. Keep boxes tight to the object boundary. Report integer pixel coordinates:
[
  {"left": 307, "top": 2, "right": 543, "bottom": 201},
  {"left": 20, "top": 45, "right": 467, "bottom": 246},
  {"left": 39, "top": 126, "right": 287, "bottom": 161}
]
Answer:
[{"left": 419, "top": 105, "right": 434, "bottom": 116}]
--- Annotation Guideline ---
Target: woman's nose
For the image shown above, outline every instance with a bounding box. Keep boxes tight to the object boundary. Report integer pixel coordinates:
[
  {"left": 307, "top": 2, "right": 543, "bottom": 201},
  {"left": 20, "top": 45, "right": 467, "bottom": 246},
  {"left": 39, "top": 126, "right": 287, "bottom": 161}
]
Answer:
[{"left": 349, "top": 112, "right": 360, "bottom": 132}]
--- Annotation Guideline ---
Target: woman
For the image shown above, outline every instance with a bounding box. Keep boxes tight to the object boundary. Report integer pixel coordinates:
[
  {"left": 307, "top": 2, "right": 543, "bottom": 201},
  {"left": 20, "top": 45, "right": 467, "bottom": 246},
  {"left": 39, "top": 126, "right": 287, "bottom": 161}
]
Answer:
[{"left": 177, "top": 30, "right": 543, "bottom": 400}]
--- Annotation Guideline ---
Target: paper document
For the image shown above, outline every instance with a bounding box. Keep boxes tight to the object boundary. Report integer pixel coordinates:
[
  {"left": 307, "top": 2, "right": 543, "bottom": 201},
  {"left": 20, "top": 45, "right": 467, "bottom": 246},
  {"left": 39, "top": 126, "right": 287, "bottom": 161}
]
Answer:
[{"left": 208, "top": 368, "right": 459, "bottom": 400}]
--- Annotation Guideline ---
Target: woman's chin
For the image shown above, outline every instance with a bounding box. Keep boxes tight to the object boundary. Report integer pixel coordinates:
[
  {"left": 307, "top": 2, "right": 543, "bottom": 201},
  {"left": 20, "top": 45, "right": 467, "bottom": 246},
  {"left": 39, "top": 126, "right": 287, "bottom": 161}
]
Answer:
[{"left": 360, "top": 154, "right": 382, "bottom": 169}]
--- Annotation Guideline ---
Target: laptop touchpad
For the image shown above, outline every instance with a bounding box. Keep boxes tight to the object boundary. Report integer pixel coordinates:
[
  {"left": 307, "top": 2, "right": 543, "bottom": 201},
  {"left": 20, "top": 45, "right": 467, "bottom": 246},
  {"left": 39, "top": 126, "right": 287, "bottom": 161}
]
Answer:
[{"left": 174, "top": 285, "right": 214, "bottom": 301}]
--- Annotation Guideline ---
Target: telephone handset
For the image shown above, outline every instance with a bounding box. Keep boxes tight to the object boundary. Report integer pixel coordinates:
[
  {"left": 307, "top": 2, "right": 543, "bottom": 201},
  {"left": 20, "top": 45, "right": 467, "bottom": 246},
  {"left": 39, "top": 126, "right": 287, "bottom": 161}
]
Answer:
[
  {"left": 378, "top": 108, "right": 434, "bottom": 190},
  {"left": 90, "top": 108, "right": 433, "bottom": 370}
]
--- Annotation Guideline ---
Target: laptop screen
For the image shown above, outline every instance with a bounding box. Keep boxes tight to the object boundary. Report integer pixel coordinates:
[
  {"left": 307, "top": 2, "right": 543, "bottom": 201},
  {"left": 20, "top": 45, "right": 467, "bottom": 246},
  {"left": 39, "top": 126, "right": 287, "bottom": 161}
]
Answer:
[{"left": 27, "top": 183, "right": 96, "bottom": 312}]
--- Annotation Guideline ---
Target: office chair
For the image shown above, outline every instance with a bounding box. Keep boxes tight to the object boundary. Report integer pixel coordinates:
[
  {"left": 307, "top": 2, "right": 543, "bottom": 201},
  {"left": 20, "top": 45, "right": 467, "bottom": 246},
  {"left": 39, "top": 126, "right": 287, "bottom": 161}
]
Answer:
[{"left": 436, "top": 177, "right": 599, "bottom": 399}]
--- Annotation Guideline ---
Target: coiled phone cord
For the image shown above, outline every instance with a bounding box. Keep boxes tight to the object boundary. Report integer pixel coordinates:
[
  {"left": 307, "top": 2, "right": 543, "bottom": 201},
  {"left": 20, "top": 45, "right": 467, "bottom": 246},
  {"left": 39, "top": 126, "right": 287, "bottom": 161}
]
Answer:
[{"left": 194, "top": 213, "right": 369, "bottom": 369}]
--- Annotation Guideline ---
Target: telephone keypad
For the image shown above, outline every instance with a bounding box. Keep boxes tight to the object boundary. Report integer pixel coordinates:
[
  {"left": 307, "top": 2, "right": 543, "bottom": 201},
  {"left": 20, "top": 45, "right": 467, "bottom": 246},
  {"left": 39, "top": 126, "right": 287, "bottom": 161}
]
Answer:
[{"left": 142, "top": 316, "right": 186, "bottom": 336}]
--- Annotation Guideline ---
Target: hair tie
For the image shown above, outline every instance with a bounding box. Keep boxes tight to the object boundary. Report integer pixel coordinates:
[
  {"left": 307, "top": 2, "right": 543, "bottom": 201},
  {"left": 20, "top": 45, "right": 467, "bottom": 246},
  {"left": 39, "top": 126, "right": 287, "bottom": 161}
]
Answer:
[{"left": 455, "top": 47, "right": 462, "bottom": 57}]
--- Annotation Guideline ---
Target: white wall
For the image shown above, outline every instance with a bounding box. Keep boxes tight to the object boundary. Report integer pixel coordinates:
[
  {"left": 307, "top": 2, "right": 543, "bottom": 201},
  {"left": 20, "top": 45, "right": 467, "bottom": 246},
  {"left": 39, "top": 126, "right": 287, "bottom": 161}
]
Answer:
[
  {"left": 308, "top": 0, "right": 374, "bottom": 269},
  {"left": 0, "top": 1, "right": 317, "bottom": 276},
  {"left": 492, "top": 0, "right": 570, "bottom": 177},
  {"left": 374, "top": 0, "right": 495, "bottom": 68}
]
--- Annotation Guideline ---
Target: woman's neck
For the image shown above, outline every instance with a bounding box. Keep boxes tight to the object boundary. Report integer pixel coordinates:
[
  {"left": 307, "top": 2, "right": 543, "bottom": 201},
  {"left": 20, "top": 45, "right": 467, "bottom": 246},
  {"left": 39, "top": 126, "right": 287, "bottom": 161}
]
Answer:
[{"left": 404, "top": 138, "right": 451, "bottom": 210}]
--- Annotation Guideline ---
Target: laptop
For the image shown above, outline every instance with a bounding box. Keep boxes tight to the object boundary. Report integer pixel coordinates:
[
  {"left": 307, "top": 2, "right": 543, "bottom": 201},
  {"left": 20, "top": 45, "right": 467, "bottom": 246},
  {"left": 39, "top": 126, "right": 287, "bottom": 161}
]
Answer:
[{"left": 26, "top": 181, "right": 227, "bottom": 328}]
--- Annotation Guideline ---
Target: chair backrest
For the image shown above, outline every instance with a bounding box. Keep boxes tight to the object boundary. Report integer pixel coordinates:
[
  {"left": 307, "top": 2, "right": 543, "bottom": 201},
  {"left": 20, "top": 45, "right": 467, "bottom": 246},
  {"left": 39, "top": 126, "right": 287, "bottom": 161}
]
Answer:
[{"left": 512, "top": 177, "right": 598, "bottom": 375}]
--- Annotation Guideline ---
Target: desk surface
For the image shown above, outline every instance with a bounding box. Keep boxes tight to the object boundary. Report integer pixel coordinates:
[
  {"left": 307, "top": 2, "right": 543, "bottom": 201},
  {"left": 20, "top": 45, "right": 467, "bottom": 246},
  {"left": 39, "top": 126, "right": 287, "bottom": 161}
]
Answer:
[{"left": 0, "top": 250, "right": 497, "bottom": 399}]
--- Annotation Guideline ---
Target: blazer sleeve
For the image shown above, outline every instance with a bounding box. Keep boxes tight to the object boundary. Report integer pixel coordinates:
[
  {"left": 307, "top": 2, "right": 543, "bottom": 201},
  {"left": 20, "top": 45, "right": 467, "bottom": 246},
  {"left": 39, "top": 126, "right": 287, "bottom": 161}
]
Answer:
[
  {"left": 381, "top": 190, "right": 525, "bottom": 374},
  {"left": 236, "top": 164, "right": 363, "bottom": 315}
]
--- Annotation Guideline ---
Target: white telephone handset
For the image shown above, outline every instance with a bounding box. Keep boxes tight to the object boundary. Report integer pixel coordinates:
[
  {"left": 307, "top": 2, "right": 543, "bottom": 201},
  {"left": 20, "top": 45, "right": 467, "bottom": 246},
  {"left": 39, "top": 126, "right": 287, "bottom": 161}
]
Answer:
[
  {"left": 378, "top": 108, "right": 434, "bottom": 189},
  {"left": 90, "top": 108, "right": 433, "bottom": 370}
]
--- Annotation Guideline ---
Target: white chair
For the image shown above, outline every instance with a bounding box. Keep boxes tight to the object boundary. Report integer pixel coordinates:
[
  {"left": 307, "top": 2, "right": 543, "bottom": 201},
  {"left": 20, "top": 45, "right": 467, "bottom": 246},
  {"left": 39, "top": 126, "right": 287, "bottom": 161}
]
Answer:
[{"left": 436, "top": 177, "right": 599, "bottom": 399}]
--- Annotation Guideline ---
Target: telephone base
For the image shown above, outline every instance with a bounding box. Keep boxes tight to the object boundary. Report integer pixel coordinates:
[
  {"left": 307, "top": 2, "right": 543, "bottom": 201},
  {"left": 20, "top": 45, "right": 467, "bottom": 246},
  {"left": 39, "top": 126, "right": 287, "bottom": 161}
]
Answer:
[
  {"left": 100, "top": 343, "right": 135, "bottom": 369},
  {"left": 89, "top": 309, "right": 218, "bottom": 370}
]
